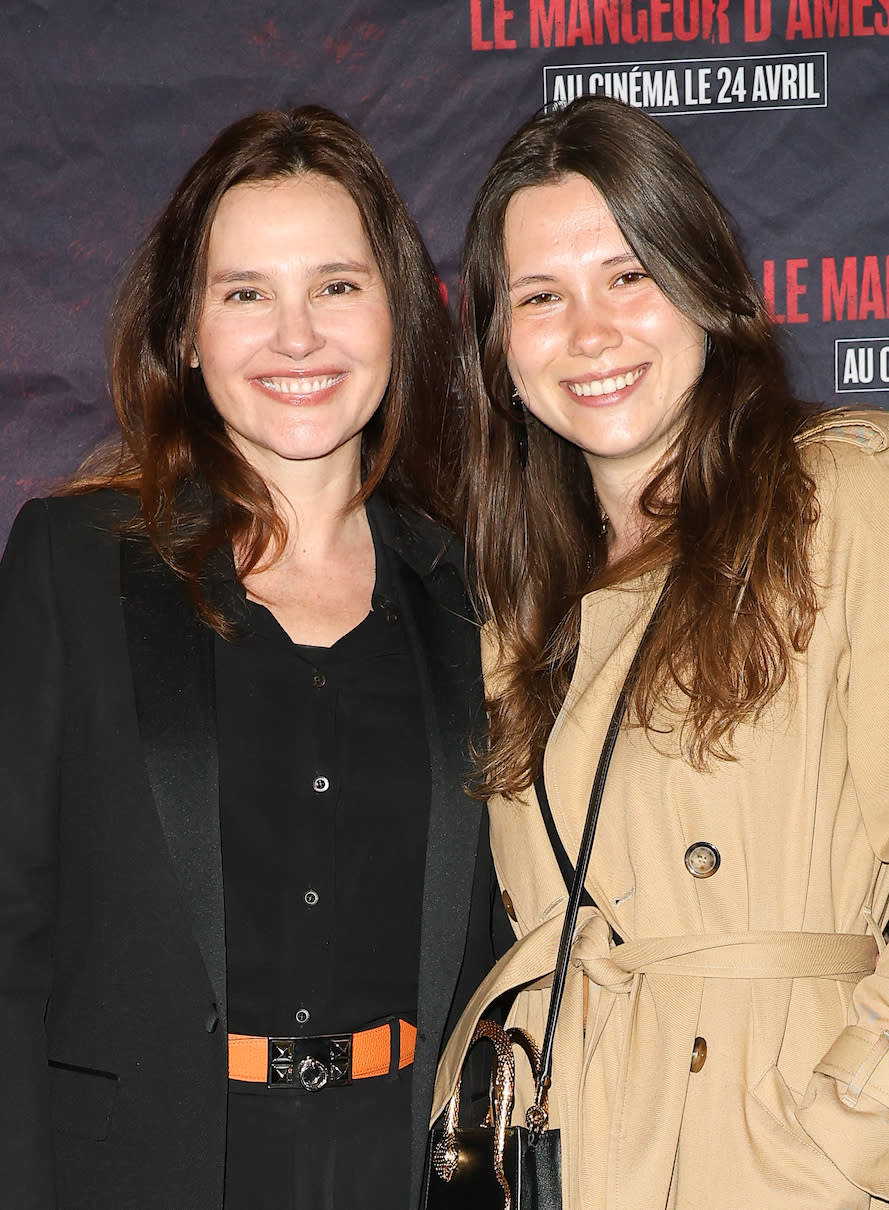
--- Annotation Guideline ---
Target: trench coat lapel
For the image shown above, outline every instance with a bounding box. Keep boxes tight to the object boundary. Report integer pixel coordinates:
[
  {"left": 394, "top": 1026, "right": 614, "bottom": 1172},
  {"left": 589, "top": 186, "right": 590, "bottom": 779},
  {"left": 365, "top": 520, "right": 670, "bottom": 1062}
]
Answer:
[
  {"left": 367, "top": 497, "right": 485, "bottom": 1204},
  {"left": 120, "top": 538, "right": 227, "bottom": 1028}
]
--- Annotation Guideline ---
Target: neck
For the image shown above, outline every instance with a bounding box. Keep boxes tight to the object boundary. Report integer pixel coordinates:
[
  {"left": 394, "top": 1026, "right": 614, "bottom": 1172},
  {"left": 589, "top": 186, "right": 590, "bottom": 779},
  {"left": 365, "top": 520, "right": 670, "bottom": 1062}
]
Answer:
[
  {"left": 585, "top": 443, "right": 674, "bottom": 564},
  {"left": 589, "top": 467, "right": 646, "bottom": 564},
  {"left": 237, "top": 468, "right": 375, "bottom": 648},
  {"left": 236, "top": 439, "right": 364, "bottom": 563}
]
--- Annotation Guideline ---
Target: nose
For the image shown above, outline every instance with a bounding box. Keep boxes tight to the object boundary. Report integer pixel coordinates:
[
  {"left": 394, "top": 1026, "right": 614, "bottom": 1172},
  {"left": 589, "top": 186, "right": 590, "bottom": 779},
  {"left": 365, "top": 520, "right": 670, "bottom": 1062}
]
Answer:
[
  {"left": 272, "top": 298, "right": 324, "bottom": 359},
  {"left": 567, "top": 298, "right": 621, "bottom": 358}
]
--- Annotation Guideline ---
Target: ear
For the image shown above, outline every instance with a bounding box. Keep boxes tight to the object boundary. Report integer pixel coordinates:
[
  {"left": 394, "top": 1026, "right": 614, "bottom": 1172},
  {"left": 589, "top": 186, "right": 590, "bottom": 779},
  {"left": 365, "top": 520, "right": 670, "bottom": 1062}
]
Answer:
[{"left": 189, "top": 343, "right": 200, "bottom": 369}]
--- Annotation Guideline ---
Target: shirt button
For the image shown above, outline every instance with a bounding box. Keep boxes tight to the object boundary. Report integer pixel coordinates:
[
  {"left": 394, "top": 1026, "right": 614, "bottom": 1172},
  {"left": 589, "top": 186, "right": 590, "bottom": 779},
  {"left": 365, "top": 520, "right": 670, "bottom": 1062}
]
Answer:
[
  {"left": 501, "top": 889, "right": 518, "bottom": 921},
  {"left": 690, "top": 1036, "right": 708, "bottom": 1072},
  {"left": 304, "top": 890, "right": 319, "bottom": 906},
  {"left": 295, "top": 1008, "right": 310, "bottom": 1025},
  {"left": 684, "top": 842, "right": 720, "bottom": 878},
  {"left": 312, "top": 671, "right": 326, "bottom": 688},
  {"left": 313, "top": 776, "right": 330, "bottom": 793}
]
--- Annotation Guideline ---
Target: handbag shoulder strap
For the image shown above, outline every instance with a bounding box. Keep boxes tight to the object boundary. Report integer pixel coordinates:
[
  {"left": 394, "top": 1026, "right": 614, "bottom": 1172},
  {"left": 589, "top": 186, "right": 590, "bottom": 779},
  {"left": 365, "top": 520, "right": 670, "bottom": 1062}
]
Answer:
[
  {"left": 533, "top": 774, "right": 595, "bottom": 909},
  {"left": 534, "top": 772, "right": 624, "bottom": 945},
  {"left": 530, "top": 575, "right": 672, "bottom": 1124}
]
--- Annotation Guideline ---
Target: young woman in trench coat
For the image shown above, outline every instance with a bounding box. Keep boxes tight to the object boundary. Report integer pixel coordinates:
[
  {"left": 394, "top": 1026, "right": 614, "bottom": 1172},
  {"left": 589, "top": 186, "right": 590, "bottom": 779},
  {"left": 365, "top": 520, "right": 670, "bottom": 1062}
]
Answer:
[{"left": 433, "top": 96, "right": 889, "bottom": 1210}]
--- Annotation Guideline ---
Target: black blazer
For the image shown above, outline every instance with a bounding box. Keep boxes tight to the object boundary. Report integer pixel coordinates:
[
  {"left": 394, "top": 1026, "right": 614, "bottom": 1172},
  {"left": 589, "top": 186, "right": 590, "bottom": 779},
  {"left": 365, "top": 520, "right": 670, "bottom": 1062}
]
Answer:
[{"left": 0, "top": 491, "right": 503, "bottom": 1210}]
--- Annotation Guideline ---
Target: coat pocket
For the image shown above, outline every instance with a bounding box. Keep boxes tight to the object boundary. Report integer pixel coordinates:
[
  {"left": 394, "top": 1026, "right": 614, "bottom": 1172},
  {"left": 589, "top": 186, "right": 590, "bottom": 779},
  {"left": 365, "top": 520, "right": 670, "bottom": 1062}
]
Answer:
[
  {"left": 49, "top": 1060, "right": 119, "bottom": 1141},
  {"left": 746, "top": 1063, "right": 862, "bottom": 1205}
]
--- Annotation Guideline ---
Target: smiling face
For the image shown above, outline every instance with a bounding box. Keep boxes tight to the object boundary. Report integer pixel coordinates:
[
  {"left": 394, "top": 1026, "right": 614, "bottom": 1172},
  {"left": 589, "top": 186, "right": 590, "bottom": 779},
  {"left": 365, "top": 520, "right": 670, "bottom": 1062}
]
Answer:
[
  {"left": 504, "top": 173, "right": 706, "bottom": 492},
  {"left": 193, "top": 172, "right": 393, "bottom": 487}
]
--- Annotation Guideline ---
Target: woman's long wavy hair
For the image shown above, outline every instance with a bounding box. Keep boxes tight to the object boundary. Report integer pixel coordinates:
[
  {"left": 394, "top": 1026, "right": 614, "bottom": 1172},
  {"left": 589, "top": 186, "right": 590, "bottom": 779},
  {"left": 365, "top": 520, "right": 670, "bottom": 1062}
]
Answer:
[
  {"left": 64, "top": 105, "right": 457, "bottom": 633},
  {"left": 461, "top": 96, "right": 820, "bottom": 799}
]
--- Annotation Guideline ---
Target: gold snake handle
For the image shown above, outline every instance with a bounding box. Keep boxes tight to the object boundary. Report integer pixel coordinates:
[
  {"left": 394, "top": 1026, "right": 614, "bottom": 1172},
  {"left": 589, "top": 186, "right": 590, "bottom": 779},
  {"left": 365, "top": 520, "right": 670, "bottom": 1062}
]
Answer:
[{"left": 432, "top": 1019, "right": 516, "bottom": 1208}]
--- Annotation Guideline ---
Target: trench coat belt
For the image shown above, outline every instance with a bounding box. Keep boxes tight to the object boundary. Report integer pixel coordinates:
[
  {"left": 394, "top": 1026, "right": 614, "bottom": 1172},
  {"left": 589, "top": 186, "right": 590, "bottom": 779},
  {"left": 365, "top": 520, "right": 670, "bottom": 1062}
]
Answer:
[
  {"left": 433, "top": 908, "right": 879, "bottom": 1209},
  {"left": 433, "top": 906, "right": 878, "bottom": 1118}
]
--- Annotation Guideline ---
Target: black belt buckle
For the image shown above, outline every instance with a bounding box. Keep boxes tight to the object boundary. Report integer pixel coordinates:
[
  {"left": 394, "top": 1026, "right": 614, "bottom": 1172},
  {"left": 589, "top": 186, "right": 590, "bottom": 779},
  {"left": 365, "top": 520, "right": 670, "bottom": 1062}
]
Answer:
[{"left": 267, "top": 1034, "right": 353, "bottom": 1090}]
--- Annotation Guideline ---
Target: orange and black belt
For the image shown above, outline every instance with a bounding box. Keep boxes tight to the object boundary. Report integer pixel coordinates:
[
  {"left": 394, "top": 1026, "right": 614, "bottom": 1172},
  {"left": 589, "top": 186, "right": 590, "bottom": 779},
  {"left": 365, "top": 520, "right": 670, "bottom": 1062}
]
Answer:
[{"left": 229, "top": 1017, "right": 417, "bottom": 1091}]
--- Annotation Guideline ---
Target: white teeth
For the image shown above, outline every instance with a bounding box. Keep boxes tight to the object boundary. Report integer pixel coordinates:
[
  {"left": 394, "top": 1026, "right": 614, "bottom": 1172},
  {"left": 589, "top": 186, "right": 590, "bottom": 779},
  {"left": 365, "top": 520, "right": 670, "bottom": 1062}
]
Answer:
[
  {"left": 259, "top": 375, "right": 342, "bottom": 395},
  {"left": 567, "top": 367, "right": 643, "bottom": 397}
]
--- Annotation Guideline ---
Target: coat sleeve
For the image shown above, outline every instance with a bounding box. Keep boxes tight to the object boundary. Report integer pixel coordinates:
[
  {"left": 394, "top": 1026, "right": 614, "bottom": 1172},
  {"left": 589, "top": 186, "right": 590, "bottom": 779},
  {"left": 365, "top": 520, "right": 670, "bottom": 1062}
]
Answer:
[
  {"left": 0, "top": 500, "right": 64, "bottom": 1208},
  {"left": 796, "top": 429, "right": 889, "bottom": 1197}
]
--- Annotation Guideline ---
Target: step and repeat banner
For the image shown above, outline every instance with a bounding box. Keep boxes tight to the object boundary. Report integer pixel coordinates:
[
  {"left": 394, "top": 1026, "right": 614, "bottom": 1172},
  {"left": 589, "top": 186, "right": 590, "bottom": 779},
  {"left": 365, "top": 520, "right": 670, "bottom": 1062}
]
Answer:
[{"left": 1, "top": 0, "right": 886, "bottom": 542}]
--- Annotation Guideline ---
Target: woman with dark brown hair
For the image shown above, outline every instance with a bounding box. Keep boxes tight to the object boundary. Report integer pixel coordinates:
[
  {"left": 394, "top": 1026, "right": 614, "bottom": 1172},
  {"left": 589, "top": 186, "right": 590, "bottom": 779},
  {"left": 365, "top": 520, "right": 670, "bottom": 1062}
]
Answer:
[
  {"left": 0, "top": 105, "right": 504, "bottom": 1210},
  {"left": 433, "top": 95, "right": 889, "bottom": 1210}
]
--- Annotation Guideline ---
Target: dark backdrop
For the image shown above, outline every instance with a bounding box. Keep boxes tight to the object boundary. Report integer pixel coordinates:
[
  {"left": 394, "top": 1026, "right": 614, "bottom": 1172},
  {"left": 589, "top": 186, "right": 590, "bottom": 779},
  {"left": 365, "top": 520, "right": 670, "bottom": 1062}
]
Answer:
[{"left": 2, "top": 0, "right": 887, "bottom": 544}]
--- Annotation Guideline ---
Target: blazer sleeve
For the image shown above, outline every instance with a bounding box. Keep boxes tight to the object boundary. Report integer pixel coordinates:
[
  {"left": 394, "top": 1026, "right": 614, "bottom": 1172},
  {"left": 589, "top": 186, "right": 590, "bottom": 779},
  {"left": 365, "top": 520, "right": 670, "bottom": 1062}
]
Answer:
[
  {"left": 796, "top": 432, "right": 889, "bottom": 1196},
  {"left": 0, "top": 500, "right": 64, "bottom": 1208},
  {"left": 444, "top": 810, "right": 514, "bottom": 1036}
]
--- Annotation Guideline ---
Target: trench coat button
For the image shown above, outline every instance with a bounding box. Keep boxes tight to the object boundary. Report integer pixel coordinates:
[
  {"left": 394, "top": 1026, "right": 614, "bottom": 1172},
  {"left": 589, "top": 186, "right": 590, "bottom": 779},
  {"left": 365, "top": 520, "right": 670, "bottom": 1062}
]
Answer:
[
  {"left": 684, "top": 842, "right": 720, "bottom": 878},
  {"left": 690, "top": 1036, "right": 707, "bottom": 1072},
  {"left": 501, "top": 890, "right": 518, "bottom": 921},
  {"left": 313, "top": 776, "right": 330, "bottom": 793},
  {"left": 312, "top": 672, "right": 326, "bottom": 688},
  {"left": 204, "top": 1005, "right": 219, "bottom": 1033},
  {"left": 295, "top": 1008, "right": 311, "bottom": 1025},
  {"left": 304, "top": 889, "right": 319, "bottom": 906}
]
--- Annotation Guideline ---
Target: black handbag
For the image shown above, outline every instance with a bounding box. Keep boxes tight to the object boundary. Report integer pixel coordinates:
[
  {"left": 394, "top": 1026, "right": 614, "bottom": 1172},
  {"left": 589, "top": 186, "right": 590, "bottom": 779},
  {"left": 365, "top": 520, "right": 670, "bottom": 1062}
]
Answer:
[
  {"left": 424, "top": 1020, "right": 562, "bottom": 1210},
  {"left": 423, "top": 582, "right": 670, "bottom": 1210}
]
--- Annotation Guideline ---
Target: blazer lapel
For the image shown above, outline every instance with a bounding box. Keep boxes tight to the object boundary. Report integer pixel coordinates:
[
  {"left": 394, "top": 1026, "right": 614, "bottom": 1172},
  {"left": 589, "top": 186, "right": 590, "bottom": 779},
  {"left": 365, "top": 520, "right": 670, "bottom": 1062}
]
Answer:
[
  {"left": 120, "top": 538, "right": 227, "bottom": 1028},
  {"left": 367, "top": 498, "right": 486, "bottom": 1201}
]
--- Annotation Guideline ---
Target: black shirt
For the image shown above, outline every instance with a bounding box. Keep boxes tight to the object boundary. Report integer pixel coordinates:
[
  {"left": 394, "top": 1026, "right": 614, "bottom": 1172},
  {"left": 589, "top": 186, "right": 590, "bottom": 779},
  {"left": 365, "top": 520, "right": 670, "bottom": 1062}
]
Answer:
[{"left": 216, "top": 545, "right": 431, "bottom": 1209}]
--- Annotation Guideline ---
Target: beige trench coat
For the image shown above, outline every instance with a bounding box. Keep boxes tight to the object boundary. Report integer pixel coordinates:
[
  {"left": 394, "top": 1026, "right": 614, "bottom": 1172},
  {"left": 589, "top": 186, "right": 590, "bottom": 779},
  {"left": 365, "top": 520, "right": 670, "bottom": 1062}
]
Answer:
[{"left": 434, "top": 412, "right": 889, "bottom": 1209}]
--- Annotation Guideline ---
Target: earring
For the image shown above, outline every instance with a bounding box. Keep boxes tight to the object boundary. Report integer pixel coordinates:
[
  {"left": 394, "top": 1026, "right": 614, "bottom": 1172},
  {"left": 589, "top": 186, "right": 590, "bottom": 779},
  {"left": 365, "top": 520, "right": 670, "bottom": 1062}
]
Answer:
[{"left": 510, "top": 384, "right": 528, "bottom": 469}]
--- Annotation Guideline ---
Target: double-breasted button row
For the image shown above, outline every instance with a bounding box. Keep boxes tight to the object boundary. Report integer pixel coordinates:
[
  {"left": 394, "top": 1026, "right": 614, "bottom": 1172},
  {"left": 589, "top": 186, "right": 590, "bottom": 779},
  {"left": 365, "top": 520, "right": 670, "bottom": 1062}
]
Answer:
[{"left": 684, "top": 842, "right": 720, "bottom": 878}]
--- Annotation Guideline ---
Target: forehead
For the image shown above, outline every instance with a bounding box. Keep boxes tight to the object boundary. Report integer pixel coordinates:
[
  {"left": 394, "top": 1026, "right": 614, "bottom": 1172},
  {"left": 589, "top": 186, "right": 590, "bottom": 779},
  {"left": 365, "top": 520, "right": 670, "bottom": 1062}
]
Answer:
[
  {"left": 503, "top": 173, "right": 628, "bottom": 263},
  {"left": 207, "top": 172, "right": 372, "bottom": 256}
]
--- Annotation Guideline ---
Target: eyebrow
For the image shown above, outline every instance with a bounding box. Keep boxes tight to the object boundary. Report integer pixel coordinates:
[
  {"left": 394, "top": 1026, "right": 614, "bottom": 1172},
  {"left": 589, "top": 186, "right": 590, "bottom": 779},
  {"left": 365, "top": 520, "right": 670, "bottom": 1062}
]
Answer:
[
  {"left": 508, "top": 253, "right": 639, "bottom": 291},
  {"left": 508, "top": 273, "right": 557, "bottom": 291},
  {"left": 206, "top": 270, "right": 272, "bottom": 287},
  {"left": 207, "top": 260, "right": 374, "bottom": 287},
  {"left": 313, "top": 260, "right": 374, "bottom": 276}
]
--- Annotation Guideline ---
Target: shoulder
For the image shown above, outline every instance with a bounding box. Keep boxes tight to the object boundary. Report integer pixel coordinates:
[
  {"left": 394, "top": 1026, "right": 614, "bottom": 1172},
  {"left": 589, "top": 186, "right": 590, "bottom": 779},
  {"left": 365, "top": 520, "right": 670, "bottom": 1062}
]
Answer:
[
  {"left": 796, "top": 408, "right": 889, "bottom": 474},
  {"left": 798, "top": 411, "right": 889, "bottom": 554},
  {"left": 796, "top": 407, "right": 889, "bottom": 459},
  {"left": 10, "top": 489, "right": 137, "bottom": 540},
  {"left": 406, "top": 514, "right": 468, "bottom": 585},
  {"left": 368, "top": 495, "right": 470, "bottom": 587},
  {"left": 2, "top": 490, "right": 139, "bottom": 586},
  {"left": 795, "top": 408, "right": 889, "bottom": 525}
]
